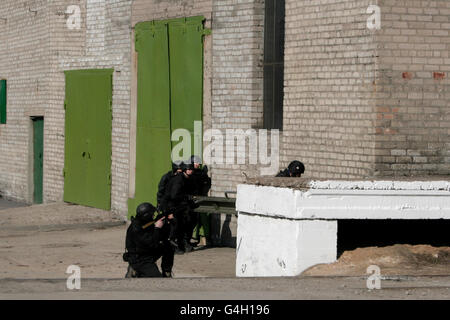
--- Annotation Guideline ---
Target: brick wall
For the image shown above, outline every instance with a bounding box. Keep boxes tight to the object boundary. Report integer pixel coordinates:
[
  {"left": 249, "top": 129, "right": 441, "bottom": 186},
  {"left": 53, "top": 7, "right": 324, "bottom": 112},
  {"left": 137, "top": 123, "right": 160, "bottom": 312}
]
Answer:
[
  {"left": 374, "top": 0, "right": 450, "bottom": 176},
  {"left": 282, "top": 0, "right": 378, "bottom": 179},
  {"left": 132, "top": 0, "right": 212, "bottom": 25},
  {"left": 0, "top": 0, "right": 133, "bottom": 216},
  {"left": 0, "top": 0, "right": 51, "bottom": 201},
  {"left": 51, "top": 0, "right": 133, "bottom": 215},
  {"left": 1, "top": 0, "right": 449, "bottom": 214},
  {"left": 210, "top": 0, "right": 265, "bottom": 196}
]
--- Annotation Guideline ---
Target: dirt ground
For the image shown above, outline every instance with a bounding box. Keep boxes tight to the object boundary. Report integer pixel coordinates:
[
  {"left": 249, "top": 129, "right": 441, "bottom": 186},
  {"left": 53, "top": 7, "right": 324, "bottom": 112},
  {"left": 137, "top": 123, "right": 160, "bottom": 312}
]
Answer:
[
  {"left": 0, "top": 225, "right": 237, "bottom": 280},
  {"left": 304, "top": 245, "right": 450, "bottom": 277},
  {"left": 0, "top": 201, "right": 236, "bottom": 280},
  {"left": 0, "top": 201, "right": 124, "bottom": 228},
  {"left": 0, "top": 200, "right": 449, "bottom": 299}
]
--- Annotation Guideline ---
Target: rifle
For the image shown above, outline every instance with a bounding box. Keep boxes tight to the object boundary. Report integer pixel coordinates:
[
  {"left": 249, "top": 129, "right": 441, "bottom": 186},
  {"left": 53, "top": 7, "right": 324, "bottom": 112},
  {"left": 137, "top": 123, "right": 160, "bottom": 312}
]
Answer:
[{"left": 141, "top": 211, "right": 171, "bottom": 230}]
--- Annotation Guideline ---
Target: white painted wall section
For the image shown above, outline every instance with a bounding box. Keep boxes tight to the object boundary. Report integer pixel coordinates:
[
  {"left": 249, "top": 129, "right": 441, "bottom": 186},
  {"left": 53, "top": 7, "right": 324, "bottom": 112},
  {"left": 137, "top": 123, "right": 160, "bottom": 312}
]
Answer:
[{"left": 236, "top": 214, "right": 337, "bottom": 277}]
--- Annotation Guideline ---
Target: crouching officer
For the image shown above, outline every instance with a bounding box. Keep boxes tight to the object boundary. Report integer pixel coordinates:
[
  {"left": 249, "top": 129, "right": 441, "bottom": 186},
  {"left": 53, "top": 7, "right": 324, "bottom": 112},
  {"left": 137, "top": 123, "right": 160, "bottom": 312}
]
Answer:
[
  {"left": 123, "top": 202, "right": 174, "bottom": 278},
  {"left": 276, "top": 160, "right": 305, "bottom": 177}
]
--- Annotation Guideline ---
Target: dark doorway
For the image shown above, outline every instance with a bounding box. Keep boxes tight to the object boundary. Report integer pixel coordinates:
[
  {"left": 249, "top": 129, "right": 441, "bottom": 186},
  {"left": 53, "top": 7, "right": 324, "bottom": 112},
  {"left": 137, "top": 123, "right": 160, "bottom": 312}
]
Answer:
[
  {"left": 32, "top": 117, "right": 44, "bottom": 204},
  {"left": 337, "top": 219, "right": 450, "bottom": 258}
]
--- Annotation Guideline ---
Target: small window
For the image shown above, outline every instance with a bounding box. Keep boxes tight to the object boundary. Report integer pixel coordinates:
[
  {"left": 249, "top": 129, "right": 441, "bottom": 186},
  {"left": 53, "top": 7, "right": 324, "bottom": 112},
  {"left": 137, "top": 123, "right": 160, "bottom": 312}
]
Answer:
[
  {"left": 0, "top": 79, "right": 6, "bottom": 124},
  {"left": 263, "top": 0, "right": 285, "bottom": 130}
]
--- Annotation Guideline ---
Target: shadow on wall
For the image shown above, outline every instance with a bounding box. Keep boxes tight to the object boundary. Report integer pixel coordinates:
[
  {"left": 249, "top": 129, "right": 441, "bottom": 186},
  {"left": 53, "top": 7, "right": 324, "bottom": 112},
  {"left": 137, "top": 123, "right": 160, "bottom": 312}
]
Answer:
[
  {"left": 211, "top": 213, "right": 237, "bottom": 248},
  {"left": 0, "top": 194, "right": 29, "bottom": 210}
]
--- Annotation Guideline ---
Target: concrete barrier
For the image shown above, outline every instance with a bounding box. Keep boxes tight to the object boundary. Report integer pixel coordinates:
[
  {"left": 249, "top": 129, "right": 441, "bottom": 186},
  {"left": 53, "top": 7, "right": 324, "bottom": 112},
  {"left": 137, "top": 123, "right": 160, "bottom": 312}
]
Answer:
[{"left": 236, "top": 180, "right": 450, "bottom": 277}]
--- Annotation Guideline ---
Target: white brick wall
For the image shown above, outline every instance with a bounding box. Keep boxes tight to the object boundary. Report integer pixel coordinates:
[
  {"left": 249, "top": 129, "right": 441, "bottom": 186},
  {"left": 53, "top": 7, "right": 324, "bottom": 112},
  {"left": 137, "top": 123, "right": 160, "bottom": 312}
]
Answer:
[
  {"left": 52, "top": 0, "right": 133, "bottom": 215},
  {"left": 1, "top": 0, "right": 449, "bottom": 217},
  {"left": 0, "top": 0, "right": 51, "bottom": 201},
  {"left": 282, "top": 0, "right": 378, "bottom": 180},
  {"left": 374, "top": 0, "right": 450, "bottom": 176},
  {"left": 210, "top": 0, "right": 265, "bottom": 196},
  {"left": 0, "top": 0, "right": 133, "bottom": 217}
]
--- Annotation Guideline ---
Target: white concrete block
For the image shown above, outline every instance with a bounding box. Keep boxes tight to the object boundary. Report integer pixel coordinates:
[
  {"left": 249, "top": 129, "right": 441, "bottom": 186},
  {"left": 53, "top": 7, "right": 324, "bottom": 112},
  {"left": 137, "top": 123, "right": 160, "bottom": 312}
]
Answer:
[
  {"left": 236, "top": 181, "right": 450, "bottom": 277},
  {"left": 296, "top": 189, "right": 450, "bottom": 220},
  {"left": 237, "top": 183, "right": 450, "bottom": 220},
  {"left": 236, "top": 213, "right": 337, "bottom": 277},
  {"left": 236, "top": 184, "right": 299, "bottom": 219}
]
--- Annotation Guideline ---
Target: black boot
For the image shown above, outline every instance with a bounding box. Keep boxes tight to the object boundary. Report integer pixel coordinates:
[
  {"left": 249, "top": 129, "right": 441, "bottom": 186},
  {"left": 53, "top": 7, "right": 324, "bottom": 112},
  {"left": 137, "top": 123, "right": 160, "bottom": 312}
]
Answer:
[
  {"left": 184, "top": 240, "right": 193, "bottom": 253},
  {"left": 175, "top": 247, "right": 185, "bottom": 255},
  {"left": 125, "top": 265, "right": 137, "bottom": 278},
  {"left": 162, "top": 271, "right": 173, "bottom": 278}
]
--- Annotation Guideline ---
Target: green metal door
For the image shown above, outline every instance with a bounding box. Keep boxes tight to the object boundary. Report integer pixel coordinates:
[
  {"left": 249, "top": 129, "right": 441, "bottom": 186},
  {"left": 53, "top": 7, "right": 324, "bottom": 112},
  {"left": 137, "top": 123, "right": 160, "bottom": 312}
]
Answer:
[
  {"left": 0, "top": 80, "right": 6, "bottom": 124},
  {"left": 64, "top": 69, "right": 113, "bottom": 210},
  {"left": 169, "top": 17, "right": 204, "bottom": 157},
  {"left": 33, "top": 117, "right": 44, "bottom": 204},
  {"left": 129, "top": 21, "right": 172, "bottom": 217},
  {"left": 129, "top": 17, "right": 206, "bottom": 218}
]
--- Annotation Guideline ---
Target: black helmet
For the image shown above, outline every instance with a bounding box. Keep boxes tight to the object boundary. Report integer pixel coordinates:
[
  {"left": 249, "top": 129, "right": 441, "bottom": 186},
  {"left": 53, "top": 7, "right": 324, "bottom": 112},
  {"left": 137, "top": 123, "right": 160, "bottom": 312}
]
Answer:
[
  {"left": 190, "top": 155, "right": 202, "bottom": 165},
  {"left": 185, "top": 162, "right": 194, "bottom": 170},
  {"left": 179, "top": 161, "right": 188, "bottom": 172},
  {"left": 172, "top": 160, "right": 184, "bottom": 172},
  {"left": 288, "top": 161, "right": 305, "bottom": 177},
  {"left": 135, "top": 202, "right": 157, "bottom": 224}
]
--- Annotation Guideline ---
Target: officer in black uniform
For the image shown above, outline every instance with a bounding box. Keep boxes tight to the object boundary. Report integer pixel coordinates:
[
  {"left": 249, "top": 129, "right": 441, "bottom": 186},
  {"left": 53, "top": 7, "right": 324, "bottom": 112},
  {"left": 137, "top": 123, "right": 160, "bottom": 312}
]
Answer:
[
  {"left": 160, "top": 162, "right": 197, "bottom": 254},
  {"left": 189, "top": 155, "right": 212, "bottom": 197},
  {"left": 157, "top": 161, "right": 183, "bottom": 211},
  {"left": 188, "top": 155, "right": 212, "bottom": 246},
  {"left": 276, "top": 160, "right": 305, "bottom": 177},
  {"left": 123, "top": 202, "right": 174, "bottom": 278}
]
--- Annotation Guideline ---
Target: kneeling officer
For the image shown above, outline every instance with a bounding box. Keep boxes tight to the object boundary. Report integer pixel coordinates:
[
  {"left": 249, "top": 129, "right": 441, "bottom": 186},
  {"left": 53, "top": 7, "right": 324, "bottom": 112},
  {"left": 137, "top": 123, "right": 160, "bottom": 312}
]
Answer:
[{"left": 123, "top": 202, "right": 174, "bottom": 278}]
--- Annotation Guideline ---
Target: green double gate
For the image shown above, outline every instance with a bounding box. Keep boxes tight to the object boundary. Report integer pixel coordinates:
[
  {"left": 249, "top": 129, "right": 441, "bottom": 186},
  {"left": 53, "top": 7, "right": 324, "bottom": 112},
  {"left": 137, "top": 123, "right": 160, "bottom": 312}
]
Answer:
[
  {"left": 64, "top": 69, "right": 113, "bottom": 210},
  {"left": 128, "top": 16, "right": 207, "bottom": 218}
]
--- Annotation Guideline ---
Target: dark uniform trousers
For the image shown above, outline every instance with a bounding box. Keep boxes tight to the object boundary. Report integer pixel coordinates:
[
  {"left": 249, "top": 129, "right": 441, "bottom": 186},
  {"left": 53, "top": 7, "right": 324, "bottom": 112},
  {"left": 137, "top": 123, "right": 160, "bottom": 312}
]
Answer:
[
  {"left": 130, "top": 240, "right": 174, "bottom": 277},
  {"left": 124, "top": 218, "right": 174, "bottom": 278}
]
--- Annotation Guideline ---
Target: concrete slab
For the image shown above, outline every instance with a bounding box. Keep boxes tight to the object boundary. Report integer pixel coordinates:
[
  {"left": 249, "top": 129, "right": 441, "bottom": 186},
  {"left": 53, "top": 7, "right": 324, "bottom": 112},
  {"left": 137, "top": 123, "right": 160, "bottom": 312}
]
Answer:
[{"left": 236, "top": 181, "right": 450, "bottom": 277}]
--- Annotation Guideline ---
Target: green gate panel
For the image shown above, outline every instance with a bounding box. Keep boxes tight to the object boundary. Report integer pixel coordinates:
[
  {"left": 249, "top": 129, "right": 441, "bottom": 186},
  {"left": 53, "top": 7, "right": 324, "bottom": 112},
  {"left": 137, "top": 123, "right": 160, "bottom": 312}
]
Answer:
[
  {"left": 130, "top": 22, "right": 172, "bottom": 218},
  {"left": 169, "top": 17, "right": 204, "bottom": 158},
  {"left": 64, "top": 69, "right": 113, "bottom": 210},
  {"left": 0, "top": 80, "right": 6, "bottom": 124},
  {"left": 33, "top": 118, "right": 44, "bottom": 204},
  {"left": 129, "top": 17, "right": 206, "bottom": 218},
  {"left": 64, "top": 72, "right": 88, "bottom": 205}
]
